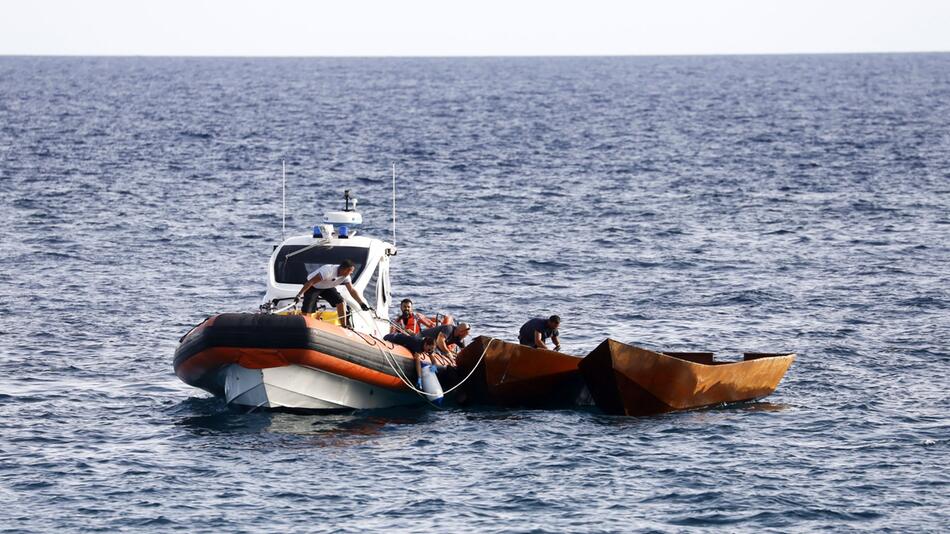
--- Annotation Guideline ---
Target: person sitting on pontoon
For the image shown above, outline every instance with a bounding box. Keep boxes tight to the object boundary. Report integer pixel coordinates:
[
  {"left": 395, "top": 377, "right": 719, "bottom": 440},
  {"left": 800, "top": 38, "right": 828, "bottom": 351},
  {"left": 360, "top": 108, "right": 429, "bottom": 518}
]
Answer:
[
  {"left": 420, "top": 322, "right": 471, "bottom": 361},
  {"left": 294, "top": 259, "right": 371, "bottom": 324},
  {"left": 519, "top": 315, "right": 561, "bottom": 351},
  {"left": 392, "top": 298, "right": 436, "bottom": 334}
]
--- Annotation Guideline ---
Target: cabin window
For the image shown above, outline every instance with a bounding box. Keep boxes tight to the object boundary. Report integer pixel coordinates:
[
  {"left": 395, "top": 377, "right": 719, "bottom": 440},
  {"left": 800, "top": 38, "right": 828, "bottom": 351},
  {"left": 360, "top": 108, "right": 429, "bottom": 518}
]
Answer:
[
  {"left": 365, "top": 267, "right": 378, "bottom": 307},
  {"left": 273, "top": 245, "right": 369, "bottom": 284}
]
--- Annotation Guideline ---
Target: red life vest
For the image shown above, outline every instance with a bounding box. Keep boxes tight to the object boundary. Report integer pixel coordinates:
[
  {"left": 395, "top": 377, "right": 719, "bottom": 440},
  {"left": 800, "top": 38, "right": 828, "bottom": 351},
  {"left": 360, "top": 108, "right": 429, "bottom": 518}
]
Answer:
[{"left": 399, "top": 313, "right": 421, "bottom": 334}]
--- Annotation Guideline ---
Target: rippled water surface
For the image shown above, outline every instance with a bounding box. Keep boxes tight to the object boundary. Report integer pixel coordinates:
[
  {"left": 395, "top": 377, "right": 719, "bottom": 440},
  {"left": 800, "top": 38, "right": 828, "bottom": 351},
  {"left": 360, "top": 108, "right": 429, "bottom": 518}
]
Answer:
[{"left": 1, "top": 55, "right": 948, "bottom": 532}]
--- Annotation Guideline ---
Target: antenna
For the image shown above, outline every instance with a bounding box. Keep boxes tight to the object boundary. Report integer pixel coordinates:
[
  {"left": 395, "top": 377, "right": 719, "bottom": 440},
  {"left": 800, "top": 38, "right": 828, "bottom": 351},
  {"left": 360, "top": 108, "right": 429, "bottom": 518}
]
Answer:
[
  {"left": 391, "top": 162, "right": 397, "bottom": 248},
  {"left": 281, "top": 160, "right": 287, "bottom": 240}
]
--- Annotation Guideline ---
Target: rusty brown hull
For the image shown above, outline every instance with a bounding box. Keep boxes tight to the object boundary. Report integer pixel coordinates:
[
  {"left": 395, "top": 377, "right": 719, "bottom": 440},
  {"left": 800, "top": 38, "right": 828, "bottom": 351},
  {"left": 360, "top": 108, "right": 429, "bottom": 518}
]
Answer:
[
  {"left": 455, "top": 336, "right": 585, "bottom": 407},
  {"left": 579, "top": 339, "right": 795, "bottom": 416}
]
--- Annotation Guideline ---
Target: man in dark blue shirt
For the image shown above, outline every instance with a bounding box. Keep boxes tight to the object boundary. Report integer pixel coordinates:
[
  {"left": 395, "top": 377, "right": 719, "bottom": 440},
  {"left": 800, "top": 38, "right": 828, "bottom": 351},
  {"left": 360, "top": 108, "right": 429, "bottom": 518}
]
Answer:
[
  {"left": 420, "top": 323, "right": 471, "bottom": 357},
  {"left": 518, "top": 315, "right": 561, "bottom": 351}
]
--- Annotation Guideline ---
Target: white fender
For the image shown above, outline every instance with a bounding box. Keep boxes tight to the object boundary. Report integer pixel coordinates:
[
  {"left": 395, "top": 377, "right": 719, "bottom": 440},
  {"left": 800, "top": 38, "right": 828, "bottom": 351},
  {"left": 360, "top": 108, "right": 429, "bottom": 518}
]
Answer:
[{"left": 420, "top": 364, "right": 444, "bottom": 405}]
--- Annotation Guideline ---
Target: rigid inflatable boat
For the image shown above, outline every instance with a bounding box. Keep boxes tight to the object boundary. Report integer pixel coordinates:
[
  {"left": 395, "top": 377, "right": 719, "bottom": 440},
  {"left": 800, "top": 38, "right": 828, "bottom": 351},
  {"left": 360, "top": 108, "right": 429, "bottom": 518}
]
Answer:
[
  {"left": 579, "top": 340, "right": 795, "bottom": 416},
  {"left": 456, "top": 336, "right": 586, "bottom": 408},
  {"left": 174, "top": 312, "right": 427, "bottom": 410},
  {"left": 174, "top": 190, "right": 450, "bottom": 411}
]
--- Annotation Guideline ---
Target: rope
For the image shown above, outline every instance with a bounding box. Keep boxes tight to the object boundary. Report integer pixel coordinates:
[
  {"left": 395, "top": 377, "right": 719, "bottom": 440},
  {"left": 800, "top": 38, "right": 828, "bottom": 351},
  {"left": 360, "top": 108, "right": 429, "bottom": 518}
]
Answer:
[
  {"left": 350, "top": 318, "right": 454, "bottom": 407},
  {"left": 347, "top": 328, "right": 430, "bottom": 393},
  {"left": 375, "top": 337, "right": 495, "bottom": 399},
  {"left": 269, "top": 299, "right": 357, "bottom": 331},
  {"left": 179, "top": 316, "right": 210, "bottom": 342},
  {"left": 255, "top": 304, "right": 493, "bottom": 403},
  {"left": 379, "top": 345, "right": 442, "bottom": 399},
  {"left": 352, "top": 328, "right": 386, "bottom": 348},
  {"left": 273, "top": 300, "right": 410, "bottom": 338},
  {"left": 381, "top": 314, "right": 414, "bottom": 336},
  {"left": 356, "top": 313, "right": 444, "bottom": 398},
  {"left": 440, "top": 338, "right": 493, "bottom": 396},
  {"left": 372, "top": 312, "right": 461, "bottom": 366},
  {"left": 273, "top": 300, "right": 298, "bottom": 314}
]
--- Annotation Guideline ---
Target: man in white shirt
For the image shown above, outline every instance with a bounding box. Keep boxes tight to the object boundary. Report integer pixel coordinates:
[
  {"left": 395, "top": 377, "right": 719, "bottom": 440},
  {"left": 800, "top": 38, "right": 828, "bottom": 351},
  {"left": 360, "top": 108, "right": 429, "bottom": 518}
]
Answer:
[{"left": 294, "top": 259, "right": 371, "bottom": 324}]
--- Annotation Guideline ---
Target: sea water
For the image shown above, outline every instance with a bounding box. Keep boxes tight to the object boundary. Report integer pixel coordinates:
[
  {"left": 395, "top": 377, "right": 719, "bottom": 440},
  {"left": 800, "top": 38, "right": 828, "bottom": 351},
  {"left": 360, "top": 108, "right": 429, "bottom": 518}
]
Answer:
[{"left": 0, "top": 55, "right": 948, "bottom": 532}]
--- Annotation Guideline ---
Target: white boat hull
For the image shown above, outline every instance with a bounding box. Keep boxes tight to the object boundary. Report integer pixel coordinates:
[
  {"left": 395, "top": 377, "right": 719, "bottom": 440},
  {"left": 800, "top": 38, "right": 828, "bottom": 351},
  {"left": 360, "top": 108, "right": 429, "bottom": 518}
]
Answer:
[{"left": 223, "top": 364, "right": 421, "bottom": 411}]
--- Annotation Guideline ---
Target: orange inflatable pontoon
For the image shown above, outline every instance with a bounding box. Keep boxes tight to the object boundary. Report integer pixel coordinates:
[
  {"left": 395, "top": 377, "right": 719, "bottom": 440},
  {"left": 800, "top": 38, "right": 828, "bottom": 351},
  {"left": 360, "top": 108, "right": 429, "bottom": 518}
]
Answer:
[{"left": 174, "top": 312, "right": 427, "bottom": 410}]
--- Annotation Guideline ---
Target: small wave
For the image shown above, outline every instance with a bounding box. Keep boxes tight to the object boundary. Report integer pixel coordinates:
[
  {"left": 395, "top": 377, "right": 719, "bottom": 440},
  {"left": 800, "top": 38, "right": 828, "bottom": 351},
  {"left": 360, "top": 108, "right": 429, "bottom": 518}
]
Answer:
[
  {"left": 179, "top": 131, "right": 213, "bottom": 140},
  {"left": 708, "top": 288, "right": 782, "bottom": 306},
  {"left": 641, "top": 490, "right": 724, "bottom": 504},
  {"left": 897, "top": 296, "right": 948, "bottom": 309},
  {"left": 622, "top": 259, "right": 660, "bottom": 268},
  {"left": 527, "top": 259, "right": 569, "bottom": 270}
]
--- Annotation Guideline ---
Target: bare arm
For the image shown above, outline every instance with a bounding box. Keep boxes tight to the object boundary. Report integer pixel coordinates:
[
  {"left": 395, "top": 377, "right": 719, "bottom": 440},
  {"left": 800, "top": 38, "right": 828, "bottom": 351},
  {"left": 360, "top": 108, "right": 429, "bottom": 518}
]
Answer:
[
  {"left": 552, "top": 334, "right": 561, "bottom": 351},
  {"left": 534, "top": 330, "right": 548, "bottom": 349},
  {"left": 296, "top": 273, "right": 323, "bottom": 298},
  {"left": 417, "top": 313, "right": 436, "bottom": 328},
  {"left": 435, "top": 333, "right": 452, "bottom": 355},
  {"left": 344, "top": 282, "right": 368, "bottom": 307}
]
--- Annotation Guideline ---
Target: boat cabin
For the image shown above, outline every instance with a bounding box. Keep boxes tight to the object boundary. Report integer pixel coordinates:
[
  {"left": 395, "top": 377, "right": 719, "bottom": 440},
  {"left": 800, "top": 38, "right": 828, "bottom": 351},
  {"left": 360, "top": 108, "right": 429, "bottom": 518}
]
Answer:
[{"left": 263, "top": 193, "right": 395, "bottom": 337}]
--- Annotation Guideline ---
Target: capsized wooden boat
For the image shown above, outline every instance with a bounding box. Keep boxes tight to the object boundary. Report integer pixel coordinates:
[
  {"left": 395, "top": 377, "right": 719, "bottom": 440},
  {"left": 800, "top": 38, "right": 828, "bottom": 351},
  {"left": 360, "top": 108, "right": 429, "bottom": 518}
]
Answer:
[
  {"left": 579, "top": 339, "right": 795, "bottom": 416},
  {"left": 455, "top": 336, "right": 585, "bottom": 407}
]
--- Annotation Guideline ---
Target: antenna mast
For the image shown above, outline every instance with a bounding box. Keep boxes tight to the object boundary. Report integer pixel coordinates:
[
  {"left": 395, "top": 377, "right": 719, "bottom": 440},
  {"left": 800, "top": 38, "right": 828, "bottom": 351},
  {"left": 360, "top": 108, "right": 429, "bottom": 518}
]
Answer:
[
  {"left": 391, "top": 162, "right": 397, "bottom": 248},
  {"left": 281, "top": 160, "right": 287, "bottom": 240}
]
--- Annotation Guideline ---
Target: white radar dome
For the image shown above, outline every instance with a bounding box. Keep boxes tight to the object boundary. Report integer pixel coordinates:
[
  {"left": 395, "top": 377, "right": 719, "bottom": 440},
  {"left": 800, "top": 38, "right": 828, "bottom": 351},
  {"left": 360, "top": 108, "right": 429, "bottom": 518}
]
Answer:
[{"left": 323, "top": 211, "right": 363, "bottom": 225}]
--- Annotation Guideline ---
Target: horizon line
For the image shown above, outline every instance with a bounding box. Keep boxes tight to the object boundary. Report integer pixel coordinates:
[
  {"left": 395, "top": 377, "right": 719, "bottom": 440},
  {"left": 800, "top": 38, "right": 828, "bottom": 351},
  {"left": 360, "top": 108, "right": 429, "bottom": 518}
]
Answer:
[{"left": 2, "top": 50, "right": 949, "bottom": 60}]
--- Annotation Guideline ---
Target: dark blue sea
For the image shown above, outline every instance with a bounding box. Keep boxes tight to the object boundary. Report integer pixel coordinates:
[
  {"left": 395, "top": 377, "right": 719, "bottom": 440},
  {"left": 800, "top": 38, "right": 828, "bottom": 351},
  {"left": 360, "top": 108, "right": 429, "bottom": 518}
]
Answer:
[{"left": 1, "top": 55, "right": 948, "bottom": 532}]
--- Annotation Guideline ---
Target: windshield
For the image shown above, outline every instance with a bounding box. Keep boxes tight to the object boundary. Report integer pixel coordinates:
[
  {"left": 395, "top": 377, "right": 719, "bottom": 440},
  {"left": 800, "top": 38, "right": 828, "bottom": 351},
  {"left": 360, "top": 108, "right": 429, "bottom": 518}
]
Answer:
[{"left": 273, "top": 245, "right": 370, "bottom": 284}]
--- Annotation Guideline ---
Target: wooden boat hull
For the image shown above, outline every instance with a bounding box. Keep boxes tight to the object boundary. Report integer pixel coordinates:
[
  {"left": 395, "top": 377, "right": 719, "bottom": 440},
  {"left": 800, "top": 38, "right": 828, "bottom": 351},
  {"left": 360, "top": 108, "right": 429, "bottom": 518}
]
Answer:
[
  {"left": 455, "top": 336, "right": 585, "bottom": 407},
  {"left": 579, "top": 339, "right": 795, "bottom": 416}
]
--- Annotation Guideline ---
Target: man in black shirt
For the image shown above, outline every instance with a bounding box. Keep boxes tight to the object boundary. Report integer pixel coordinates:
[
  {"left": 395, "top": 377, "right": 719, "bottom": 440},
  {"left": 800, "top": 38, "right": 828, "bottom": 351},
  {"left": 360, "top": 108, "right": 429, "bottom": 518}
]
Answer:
[
  {"left": 518, "top": 315, "right": 561, "bottom": 351},
  {"left": 420, "top": 322, "right": 471, "bottom": 357}
]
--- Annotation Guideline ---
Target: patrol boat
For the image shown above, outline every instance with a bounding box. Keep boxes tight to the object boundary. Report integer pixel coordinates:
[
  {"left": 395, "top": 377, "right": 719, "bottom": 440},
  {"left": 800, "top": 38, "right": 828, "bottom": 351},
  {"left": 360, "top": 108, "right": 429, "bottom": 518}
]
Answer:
[{"left": 174, "top": 191, "right": 441, "bottom": 411}]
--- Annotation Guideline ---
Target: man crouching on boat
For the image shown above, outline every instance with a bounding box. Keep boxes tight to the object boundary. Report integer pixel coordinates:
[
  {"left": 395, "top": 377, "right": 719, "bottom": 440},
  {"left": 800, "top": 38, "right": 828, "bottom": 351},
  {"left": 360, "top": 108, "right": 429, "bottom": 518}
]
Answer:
[
  {"left": 294, "top": 259, "right": 371, "bottom": 325},
  {"left": 420, "top": 322, "right": 471, "bottom": 363},
  {"left": 519, "top": 315, "right": 561, "bottom": 351}
]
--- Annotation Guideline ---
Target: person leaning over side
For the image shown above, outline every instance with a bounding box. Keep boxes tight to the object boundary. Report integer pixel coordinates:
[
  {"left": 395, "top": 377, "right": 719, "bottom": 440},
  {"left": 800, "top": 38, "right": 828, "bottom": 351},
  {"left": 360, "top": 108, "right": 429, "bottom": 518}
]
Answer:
[
  {"left": 295, "top": 259, "right": 371, "bottom": 325},
  {"left": 419, "top": 322, "right": 471, "bottom": 361},
  {"left": 382, "top": 333, "right": 438, "bottom": 384},
  {"left": 518, "top": 315, "right": 561, "bottom": 351}
]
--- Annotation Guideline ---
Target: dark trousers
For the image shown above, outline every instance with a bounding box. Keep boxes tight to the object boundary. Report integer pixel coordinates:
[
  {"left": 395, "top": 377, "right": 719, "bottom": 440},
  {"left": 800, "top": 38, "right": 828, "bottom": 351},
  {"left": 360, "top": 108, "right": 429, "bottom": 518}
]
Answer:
[
  {"left": 302, "top": 287, "right": 343, "bottom": 313},
  {"left": 384, "top": 333, "right": 423, "bottom": 354}
]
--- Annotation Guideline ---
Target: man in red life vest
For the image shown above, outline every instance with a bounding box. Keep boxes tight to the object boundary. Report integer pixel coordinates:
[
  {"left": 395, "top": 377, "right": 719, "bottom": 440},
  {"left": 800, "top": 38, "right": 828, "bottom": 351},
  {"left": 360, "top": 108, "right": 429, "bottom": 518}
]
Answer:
[{"left": 393, "top": 298, "right": 436, "bottom": 334}]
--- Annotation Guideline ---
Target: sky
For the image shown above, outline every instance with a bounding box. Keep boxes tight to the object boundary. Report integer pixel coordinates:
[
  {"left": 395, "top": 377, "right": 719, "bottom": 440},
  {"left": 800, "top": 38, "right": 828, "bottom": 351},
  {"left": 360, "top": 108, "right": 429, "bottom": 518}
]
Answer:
[{"left": 1, "top": 0, "right": 949, "bottom": 57}]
